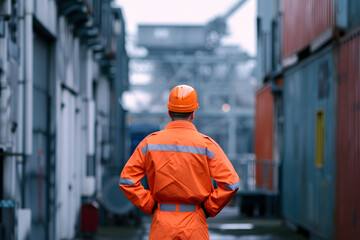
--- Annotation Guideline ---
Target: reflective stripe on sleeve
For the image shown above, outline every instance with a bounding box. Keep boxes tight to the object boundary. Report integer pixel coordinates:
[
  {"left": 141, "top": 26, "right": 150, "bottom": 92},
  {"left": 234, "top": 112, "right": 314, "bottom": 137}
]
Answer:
[
  {"left": 225, "top": 181, "right": 240, "bottom": 191},
  {"left": 119, "top": 178, "right": 135, "bottom": 186},
  {"left": 141, "top": 145, "right": 148, "bottom": 154},
  {"left": 141, "top": 144, "right": 215, "bottom": 159}
]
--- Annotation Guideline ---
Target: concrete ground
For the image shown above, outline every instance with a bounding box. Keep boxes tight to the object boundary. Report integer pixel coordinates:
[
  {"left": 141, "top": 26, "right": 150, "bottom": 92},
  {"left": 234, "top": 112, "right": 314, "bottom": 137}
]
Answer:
[{"left": 79, "top": 206, "right": 307, "bottom": 240}]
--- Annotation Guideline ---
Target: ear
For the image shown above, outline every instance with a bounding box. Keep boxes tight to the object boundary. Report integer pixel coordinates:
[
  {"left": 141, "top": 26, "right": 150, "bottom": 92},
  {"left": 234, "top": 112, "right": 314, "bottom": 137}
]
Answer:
[{"left": 168, "top": 111, "right": 172, "bottom": 119}]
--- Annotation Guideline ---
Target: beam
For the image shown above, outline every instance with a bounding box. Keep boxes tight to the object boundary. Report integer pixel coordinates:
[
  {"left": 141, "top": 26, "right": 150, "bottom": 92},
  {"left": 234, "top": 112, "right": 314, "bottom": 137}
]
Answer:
[{"left": 131, "top": 53, "right": 254, "bottom": 64}]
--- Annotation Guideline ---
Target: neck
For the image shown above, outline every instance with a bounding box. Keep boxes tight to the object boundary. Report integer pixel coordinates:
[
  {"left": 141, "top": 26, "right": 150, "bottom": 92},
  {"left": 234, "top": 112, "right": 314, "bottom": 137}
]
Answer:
[{"left": 172, "top": 118, "right": 192, "bottom": 122}]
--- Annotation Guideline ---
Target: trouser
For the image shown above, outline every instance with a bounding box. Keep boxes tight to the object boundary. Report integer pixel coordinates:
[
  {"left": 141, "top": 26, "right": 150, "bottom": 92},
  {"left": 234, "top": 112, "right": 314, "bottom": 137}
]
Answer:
[{"left": 149, "top": 203, "right": 209, "bottom": 240}]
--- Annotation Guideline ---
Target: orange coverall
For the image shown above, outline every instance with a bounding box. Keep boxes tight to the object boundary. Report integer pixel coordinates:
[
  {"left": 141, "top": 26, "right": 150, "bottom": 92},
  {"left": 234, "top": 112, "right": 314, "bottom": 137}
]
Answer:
[{"left": 119, "top": 120, "right": 240, "bottom": 239}]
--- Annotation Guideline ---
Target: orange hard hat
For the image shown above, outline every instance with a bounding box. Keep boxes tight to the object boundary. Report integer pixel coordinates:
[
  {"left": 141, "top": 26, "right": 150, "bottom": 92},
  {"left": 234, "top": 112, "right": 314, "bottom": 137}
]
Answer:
[{"left": 167, "top": 85, "right": 199, "bottom": 113}]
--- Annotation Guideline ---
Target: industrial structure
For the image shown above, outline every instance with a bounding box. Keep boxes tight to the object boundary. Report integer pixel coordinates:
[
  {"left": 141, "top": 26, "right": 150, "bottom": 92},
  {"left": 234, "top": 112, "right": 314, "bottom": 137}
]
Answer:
[
  {"left": 0, "top": 0, "right": 128, "bottom": 239},
  {"left": 256, "top": 0, "right": 360, "bottom": 239},
  {"left": 128, "top": 0, "right": 256, "bottom": 172},
  {"left": 2, "top": 0, "right": 360, "bottom": 239}
]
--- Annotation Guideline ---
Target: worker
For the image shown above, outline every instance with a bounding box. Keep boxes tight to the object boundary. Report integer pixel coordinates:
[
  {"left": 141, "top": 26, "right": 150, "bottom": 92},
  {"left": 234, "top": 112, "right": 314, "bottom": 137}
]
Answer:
[{"left": 119, "top": 84, "right": 240, "bottom": 239}]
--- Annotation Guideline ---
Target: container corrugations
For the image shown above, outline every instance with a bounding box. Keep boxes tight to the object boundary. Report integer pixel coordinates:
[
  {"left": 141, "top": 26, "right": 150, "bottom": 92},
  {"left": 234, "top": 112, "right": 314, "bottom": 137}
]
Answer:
[
  {"left": 282, "top": 0, "right": 334, "bottom": 59},
  {"left": 254, "top": 84, "right": 274, "bottom": 190},
  {"left": 282, "top": 45, "right": 335, "bottom": 239},
  {"left": 337, "top": 27, "right": 360, "bottom": 240},
  {"left": 348, "top": 0, "right": 360, "bottom": 31}
]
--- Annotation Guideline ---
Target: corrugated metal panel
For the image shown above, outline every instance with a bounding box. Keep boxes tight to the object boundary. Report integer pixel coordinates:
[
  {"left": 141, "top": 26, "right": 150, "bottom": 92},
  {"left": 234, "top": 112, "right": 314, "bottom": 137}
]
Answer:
[
  {"left": 348, "top": 0, "right": 360, "bottom": 31},
  {"left": 282, "top": 45, "right": 335, "bottom": 239},
  {"left": 254, "top": 84, "right": 274, "bottom": 190},
  {"left": 257, "top": 0, "right": 282, "bottom": 79},
  {"left": 282, "top": 0, "right": 334, "bottom": 58},
  {"left": 337, "top": 28, "right": 360, "bottom": 240},
  {"left": 56, "top": 21, "right": 84, "bottom": 240}
]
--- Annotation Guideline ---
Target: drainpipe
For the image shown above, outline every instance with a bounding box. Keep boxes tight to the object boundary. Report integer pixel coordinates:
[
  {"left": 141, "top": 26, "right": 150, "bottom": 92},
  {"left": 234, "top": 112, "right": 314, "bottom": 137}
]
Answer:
[
  {"left": 23, "top": 0, "right": 33, "bottom": 206},
  {"left": 18, "top": 0, "right": 25, "bottom": 207},
  {"left": 24, "top": 0, "right": 33, "bottom": 156}
]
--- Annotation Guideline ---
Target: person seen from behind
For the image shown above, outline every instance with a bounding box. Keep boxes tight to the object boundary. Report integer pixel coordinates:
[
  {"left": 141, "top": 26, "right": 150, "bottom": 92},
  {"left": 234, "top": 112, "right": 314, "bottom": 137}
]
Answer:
[{"left": 119, "top": 84, "right": 240, "bottom": 239}]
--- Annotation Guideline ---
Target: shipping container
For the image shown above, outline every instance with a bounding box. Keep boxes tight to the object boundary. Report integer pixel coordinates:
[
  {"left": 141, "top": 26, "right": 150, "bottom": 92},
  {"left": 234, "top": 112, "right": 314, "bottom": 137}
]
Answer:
[
  {"left": 254, "top": 84, "right": 274, "bottom": 190},
  {"left": 282, "top": 0, "right": 360, "bottom": 60},
  {"left": 336, "top": 27, "right": 360, "bottom": 240},
  {"left": 282, "top": 0, "right": 334, "bottom": 59},
  {"left": 347, "top": 0, "right": 360, "bottom": 31},
  {"left": 282, "top": 45, "right": 335, "bottom": 239}
]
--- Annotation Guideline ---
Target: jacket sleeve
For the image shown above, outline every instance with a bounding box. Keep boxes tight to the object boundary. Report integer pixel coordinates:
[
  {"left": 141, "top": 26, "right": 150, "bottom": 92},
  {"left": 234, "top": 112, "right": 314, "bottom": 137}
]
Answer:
[
  {"left": 203, "top": 141, "right": 240, "bottom": 217},
  {"left": 119, "top": 140, "right": 156, "bottom": 215}
]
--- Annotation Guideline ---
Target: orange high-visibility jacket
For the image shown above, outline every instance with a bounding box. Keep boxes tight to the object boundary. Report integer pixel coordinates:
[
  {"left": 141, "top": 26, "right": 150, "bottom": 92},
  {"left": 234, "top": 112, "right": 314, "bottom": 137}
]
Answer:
[{"left": 119, "top": 120, "right": 240, "bottom": 218}]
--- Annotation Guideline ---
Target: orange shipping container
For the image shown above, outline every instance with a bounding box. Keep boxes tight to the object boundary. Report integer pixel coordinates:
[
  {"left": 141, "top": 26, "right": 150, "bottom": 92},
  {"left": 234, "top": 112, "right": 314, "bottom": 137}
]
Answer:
[{"left": 254, "top": 84, "right": 274, "bottom": 190}]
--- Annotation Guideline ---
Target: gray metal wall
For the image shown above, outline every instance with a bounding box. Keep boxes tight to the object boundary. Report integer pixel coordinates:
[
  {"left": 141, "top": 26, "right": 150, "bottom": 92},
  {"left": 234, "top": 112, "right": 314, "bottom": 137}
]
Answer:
[{"left": 256, "top": 0, "right": 282, "bottom": 80}]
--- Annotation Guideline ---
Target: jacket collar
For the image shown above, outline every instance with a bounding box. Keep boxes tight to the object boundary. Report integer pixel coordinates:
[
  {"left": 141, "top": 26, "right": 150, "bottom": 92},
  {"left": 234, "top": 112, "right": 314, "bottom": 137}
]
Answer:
[{"left": 165, "top": 120, "right": 198, "bottom": 131}]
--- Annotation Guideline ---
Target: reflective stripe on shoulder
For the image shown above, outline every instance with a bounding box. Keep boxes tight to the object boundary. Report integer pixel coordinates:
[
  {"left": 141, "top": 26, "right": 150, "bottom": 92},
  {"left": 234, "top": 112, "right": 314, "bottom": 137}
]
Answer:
[
  {"left": 225, "top": 181, "right": 240, "bottom": 191},
  {"left": 141, "top": 144, "right": 215, "bottom": 159},
  {"left": 119, "top": 178, "right": 135, "bottom": 186}
]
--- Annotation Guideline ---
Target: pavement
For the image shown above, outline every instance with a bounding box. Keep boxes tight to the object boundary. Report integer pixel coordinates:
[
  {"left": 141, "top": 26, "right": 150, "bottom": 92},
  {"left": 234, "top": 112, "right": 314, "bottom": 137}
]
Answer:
[{"left": 79, "top": 206, "right": 308, "bottom": 240}]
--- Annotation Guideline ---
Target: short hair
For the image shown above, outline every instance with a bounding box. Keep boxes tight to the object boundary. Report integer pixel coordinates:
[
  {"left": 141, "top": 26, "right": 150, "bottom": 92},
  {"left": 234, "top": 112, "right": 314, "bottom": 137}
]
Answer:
[{"left": 169, "top": 111, "right": 193, "bottom": 120}]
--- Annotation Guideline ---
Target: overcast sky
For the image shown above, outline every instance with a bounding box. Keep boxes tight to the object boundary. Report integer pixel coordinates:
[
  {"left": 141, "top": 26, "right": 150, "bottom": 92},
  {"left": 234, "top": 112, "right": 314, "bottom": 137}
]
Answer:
[{"left": 114, "top": 0, "right": 257, "bottom": 56}]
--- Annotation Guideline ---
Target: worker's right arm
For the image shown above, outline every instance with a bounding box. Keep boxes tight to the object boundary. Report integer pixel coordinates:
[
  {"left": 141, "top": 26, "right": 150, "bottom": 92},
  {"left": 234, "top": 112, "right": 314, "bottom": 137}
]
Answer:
[
  {"left": 119, "top": 140, "right": 156, "bottom": 215},
  {"left": 203, "top": 140, "right": 240, "bottom": 217}
]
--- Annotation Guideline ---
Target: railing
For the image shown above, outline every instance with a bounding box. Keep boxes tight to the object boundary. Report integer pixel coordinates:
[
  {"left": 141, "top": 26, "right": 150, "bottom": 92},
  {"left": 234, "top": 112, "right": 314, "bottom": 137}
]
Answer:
[{"left": 230, "top": 155, "right": 279, "bottom": 195}]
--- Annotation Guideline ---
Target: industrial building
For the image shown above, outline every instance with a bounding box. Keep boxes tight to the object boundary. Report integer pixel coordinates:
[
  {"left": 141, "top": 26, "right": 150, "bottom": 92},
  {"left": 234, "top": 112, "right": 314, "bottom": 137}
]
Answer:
[
  {"left": 0, "top": 0, "right": 359, "bottom": 239},
  {"left": 0, "top": 0, "right": 128, "bottom": 239}
]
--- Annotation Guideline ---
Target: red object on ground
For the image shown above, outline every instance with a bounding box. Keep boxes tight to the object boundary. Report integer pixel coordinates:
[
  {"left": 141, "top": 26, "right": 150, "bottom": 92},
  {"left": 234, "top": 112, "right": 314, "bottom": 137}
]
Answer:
[{"left": 80, "top": 202, "right": 99, "bottom": 233}]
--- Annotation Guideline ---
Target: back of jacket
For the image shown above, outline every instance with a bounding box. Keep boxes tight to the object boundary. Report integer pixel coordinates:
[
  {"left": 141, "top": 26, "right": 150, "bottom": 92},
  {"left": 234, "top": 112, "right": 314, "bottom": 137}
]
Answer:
[{"left": 120, "top": 120, "right": 240, "bottom": 217}]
